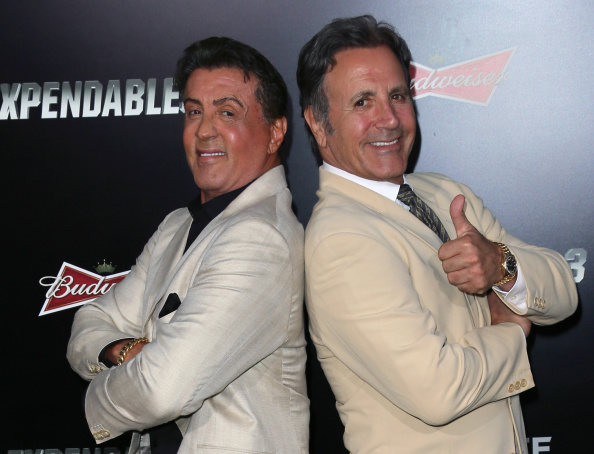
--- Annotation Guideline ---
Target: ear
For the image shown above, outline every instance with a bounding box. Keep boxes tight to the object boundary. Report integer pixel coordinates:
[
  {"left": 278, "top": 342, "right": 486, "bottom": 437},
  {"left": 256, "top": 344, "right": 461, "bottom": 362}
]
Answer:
[
  {"left": 304, "top": 106, "right": 327, "bottom": 149},
  {"left": 267, "top": 116, "right": 288, "bottom": 154}
]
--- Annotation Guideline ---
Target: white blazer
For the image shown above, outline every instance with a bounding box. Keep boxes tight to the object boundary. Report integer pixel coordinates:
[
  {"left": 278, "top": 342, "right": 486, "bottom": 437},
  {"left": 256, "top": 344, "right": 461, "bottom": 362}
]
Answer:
[{"left": 67, "top": 166, "right": 309, "bottom": 453}]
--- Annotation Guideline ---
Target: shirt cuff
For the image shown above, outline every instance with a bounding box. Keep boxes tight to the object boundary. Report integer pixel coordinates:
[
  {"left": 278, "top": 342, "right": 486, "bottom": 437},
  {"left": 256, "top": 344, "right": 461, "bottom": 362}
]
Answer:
[{"left": 492, "top": 262, "right": 527, "bottom": 314}]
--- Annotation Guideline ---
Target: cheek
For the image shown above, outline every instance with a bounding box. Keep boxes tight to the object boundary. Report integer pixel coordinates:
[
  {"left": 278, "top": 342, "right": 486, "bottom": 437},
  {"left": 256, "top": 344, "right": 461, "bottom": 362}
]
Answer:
[
  {"left": 224, "top": 128, "right": 241, "bottom": 147},
  {"left": 183, "top": 126, "right": 194, "bottom": 148},
  {"left": 345, "top": 114, "right": 371, "bottom": 137},
  {"left": 228, "top": 125, "right": 265, "bottom": 155},
  {"left": 183, "top": 133, "right": 196, "bottom": 166},
  {"left": 401, "top": 107, "right": 417, "bottom": 131}
]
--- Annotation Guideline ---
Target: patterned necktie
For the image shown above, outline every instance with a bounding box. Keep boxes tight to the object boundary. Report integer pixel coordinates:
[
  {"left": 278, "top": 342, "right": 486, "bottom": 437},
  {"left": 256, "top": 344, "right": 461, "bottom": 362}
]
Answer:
[{"left": 397, "top": 184, "right": 451, "bottom": 243}]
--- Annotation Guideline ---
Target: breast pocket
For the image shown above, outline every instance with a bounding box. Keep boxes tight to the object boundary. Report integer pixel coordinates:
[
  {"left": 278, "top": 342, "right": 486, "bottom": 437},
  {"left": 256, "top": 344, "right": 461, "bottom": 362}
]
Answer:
[{"left": 159, "top": 292, "right": 182, "bottom": 318}]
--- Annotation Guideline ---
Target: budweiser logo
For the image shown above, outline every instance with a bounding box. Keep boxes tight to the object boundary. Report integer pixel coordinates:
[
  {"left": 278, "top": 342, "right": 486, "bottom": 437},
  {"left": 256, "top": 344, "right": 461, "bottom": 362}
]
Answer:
[
  {"left": 409, "top": 47, "right": 516, "bottom": 105},
  {"left": 39, "top": 262, "right": 128, "bottom": 316}
]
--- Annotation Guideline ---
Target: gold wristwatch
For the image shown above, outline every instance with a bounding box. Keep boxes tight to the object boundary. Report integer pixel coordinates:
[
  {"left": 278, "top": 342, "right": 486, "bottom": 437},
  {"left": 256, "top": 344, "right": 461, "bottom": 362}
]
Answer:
[{"left": 494, "top": 242, "right": 517, "bottom": 286}]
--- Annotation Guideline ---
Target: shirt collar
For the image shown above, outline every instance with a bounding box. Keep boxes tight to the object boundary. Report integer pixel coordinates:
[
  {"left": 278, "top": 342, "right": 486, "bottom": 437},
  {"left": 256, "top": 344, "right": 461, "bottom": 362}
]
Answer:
[
  {"left": 322, "top": 162, "right": 411, "bottom": 209},
  {"left": 187, "top": 182, "right": 250, "bottom": 220}
]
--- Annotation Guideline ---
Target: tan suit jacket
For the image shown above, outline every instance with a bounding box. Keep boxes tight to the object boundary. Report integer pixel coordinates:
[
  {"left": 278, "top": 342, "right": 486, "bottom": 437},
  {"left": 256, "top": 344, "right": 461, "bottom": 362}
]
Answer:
[
  {"left": 305, "top": 169, "right": 577, "bottom": 454},
  {"left": 67, "top": 166, "right": 309, "bottom": 453}
]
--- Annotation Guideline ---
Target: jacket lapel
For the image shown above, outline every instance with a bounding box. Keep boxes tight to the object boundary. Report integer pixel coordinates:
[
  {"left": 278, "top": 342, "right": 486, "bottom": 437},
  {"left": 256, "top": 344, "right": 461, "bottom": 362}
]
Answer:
[
  {"left": 320, "top": 169, "right": 444, "bottom": 252},
  {"left": 410, "top": 176, "right": 456, "bottom": 244},
  {"left": 146, "top": 165, "right": 287, "bottom": 322},
  {"left": 143, "top": 215, "right": 192, "bottom": 324}
]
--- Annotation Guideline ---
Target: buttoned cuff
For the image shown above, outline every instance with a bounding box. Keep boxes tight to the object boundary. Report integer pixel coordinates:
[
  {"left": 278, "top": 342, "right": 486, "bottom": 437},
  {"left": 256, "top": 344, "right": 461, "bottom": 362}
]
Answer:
[{"left": 493, "top": 262, "right": 527, "bottom": 314}]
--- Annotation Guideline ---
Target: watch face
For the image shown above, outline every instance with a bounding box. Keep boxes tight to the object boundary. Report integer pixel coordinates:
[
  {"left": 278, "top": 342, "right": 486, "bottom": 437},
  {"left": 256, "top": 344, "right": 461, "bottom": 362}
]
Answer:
[{"left": 505, "top": 256, "right": 517, "bottom": 275}]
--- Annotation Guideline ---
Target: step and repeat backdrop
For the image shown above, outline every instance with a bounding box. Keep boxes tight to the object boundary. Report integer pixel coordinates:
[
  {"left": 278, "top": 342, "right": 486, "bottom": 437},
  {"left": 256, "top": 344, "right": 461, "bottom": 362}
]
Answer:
[{"left": 3, "top": 1, "right": 592, "bottom": 453}]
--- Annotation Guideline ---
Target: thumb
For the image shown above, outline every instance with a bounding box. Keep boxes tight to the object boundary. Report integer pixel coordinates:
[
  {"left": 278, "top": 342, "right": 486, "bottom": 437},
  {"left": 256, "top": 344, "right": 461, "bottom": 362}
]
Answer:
[{"left": 450, "top": 194, "right": 473, "bottom": 238}]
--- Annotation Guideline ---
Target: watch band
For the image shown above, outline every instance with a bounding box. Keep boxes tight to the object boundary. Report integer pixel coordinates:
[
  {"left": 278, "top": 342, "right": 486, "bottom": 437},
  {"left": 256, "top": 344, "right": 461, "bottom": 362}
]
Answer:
[{"left": 494, "top": 242, "right": 517, "bottom": 287}]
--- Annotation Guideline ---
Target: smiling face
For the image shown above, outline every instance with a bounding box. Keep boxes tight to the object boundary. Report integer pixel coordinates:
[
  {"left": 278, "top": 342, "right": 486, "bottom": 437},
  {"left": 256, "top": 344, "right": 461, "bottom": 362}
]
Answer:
[
  {"left": 183, "top": 67, "right": 286, "bottom": 203},
  {"left": 304, "top": 46, "right": 416, "bottom": 185}
]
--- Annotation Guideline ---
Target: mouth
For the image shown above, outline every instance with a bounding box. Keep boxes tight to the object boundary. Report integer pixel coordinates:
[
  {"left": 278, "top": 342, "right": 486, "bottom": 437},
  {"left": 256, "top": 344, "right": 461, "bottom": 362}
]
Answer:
[
  {"left": 197, "top": 151, "right": 226, "bottom": 157},
  {"left": 369, "top": 138, "right": 399, "bottom": 147}
]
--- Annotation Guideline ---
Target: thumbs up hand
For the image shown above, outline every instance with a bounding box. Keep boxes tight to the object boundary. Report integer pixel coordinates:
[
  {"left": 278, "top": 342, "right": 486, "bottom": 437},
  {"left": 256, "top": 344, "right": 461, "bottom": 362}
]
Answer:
[{"left": 437, "top": 194, "right": 506, "bottom": 294}]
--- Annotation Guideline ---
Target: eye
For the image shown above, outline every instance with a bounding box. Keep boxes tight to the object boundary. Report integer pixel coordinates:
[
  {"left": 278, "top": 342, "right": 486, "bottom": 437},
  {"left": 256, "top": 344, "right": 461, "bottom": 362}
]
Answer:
[
  {"left": 221, "top": 110, "right": 234, "bottom": 117},
  {"left": 391, "top": 92, "right": 408, "bottom": 103},
  {"left": 354, "top": 98, "right": 368, "bottom": 108},
  {"left": 186, "top": 107, "right": 202, "bottom": 118}
]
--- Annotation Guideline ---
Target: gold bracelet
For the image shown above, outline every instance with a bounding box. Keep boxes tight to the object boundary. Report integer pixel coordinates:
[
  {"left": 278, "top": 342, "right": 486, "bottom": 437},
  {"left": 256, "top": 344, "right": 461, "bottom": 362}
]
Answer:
[{"left": 117, "top": 337, "right": 149, "bottom": 365}]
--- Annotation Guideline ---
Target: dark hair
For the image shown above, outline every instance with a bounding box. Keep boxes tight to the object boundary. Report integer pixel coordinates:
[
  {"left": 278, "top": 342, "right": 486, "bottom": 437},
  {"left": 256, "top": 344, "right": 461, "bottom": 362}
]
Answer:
[
  {"left": 174, "top": 36, "right": 288, "bottom": 124},
  {"left": 296, "top": 15, "right": 412, "bottom": 152}
]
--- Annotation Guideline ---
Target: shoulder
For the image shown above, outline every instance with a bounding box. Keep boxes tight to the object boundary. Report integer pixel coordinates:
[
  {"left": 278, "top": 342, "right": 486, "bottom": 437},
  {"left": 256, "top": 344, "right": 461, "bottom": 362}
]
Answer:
[
  {"left": 409, "top": 172, "right": 483, "bottom": 204},
  {"left": 305, "top": 184, "right": 390, "bottom": 260},
  {"left": 408, "top": 172, "right": 468, "bottom": 192},
  {"left": 222, "top": 168, "right": 303, "bottom": 249},
  {"left": 143, "top": 207, "right": 192, "bottom": 247},
  {"left": 163, "top": 207, "right": 191, "bottom": 224},
  {"left": 156, "top": 206, "right": 192, "bottom": 233}
]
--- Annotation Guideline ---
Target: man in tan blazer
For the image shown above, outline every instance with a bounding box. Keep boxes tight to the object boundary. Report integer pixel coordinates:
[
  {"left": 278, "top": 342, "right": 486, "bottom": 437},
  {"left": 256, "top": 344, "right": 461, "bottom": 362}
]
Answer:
[
  {"left": 297, "top": 15, "right": 577, "bottom": 454},
  {"left": 67, "top": 37, "right": 309, "bottom": 453}
]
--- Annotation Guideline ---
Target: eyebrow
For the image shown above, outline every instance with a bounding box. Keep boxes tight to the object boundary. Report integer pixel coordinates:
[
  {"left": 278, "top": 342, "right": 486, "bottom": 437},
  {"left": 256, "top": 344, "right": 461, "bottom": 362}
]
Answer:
[
  {"left": 349, "top": 90, "right": 375, "bottom": 104},
  {"left": 183, "top": 96, "right": 244, "bottom": 109},
  {"left": 213, "top": 96, "right": 244, "bottom": 108},
  {"left": 389, "top": 84, "right": 409, "bottom": 94}
]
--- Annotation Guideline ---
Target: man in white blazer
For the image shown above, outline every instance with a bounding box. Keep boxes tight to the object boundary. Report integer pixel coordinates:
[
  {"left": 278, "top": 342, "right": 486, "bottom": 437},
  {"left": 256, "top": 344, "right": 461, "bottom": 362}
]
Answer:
[
  {"left": 67, "top": 37, "right": 309, "bottom": 453},
  {"left": 297, "top": 16, "right": 577, "bottom": 454}
]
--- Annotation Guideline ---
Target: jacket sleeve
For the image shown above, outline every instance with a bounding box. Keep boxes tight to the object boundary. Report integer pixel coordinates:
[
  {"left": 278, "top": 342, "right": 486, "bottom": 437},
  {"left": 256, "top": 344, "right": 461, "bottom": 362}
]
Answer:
[
  {"left": 80, "top": 218, "right": 296, "bottom": 442},
  {"left": 457, "top": 181, "right": 578, "bottom": 325},
  {"left": 66, "top": 211, "right": 178, "bottom": 380}
]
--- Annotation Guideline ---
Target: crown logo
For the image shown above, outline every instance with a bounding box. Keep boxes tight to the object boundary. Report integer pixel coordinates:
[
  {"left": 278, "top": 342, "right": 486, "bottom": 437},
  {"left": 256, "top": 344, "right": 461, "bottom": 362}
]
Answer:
[
  {"left": 427, "top": 50, "right": 446, "bottom": 67},
  {"left": 95, "top": 259, "right": 116, "bottom": 275}
]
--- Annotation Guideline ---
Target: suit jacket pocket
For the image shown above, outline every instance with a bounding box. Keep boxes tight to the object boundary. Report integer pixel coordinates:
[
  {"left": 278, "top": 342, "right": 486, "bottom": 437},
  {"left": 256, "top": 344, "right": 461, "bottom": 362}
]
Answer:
[{"left": 159, "top": 292, "right": 182, "bottom": 318}]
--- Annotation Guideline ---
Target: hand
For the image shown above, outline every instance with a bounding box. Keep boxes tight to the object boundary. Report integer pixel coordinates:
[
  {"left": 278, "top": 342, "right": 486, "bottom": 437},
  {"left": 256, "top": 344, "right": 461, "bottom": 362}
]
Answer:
[
  {"left": 438, "top": 195, "right": 506, "bottom": 294},
  {"left": 105, "top": 338, "right": 147, "bottom": 365},
  {"left": 487, "top": 291, "right": 531, "bottom": 337}
]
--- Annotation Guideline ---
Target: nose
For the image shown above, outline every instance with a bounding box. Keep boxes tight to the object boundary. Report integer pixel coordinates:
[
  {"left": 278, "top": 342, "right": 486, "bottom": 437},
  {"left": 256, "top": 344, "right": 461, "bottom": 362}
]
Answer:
[
  {"left": 375, "top": 99, "right": 399, "bottom": 129},
  {"left": 195, "top": 114, "right": 217, "bottom": 140}
]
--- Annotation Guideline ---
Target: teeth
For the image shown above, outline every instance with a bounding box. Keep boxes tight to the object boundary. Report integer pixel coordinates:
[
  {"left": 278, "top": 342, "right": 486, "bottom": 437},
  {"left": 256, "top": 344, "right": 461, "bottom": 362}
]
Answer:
[
  {"left": 200, "top": 152, "right": 226, "bottom": 157},
  {"left": 371, "top": 139, "right": 398, "bottom": 146}
]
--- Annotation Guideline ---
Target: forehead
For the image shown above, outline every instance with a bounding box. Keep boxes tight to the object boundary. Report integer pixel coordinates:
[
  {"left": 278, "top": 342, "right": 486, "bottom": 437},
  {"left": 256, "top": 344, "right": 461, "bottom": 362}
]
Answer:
[
  {"left": 325, "top": 46, "right": 407, "bottom": 95},
  {"left": 184, "top": 67, "right": 258, "bottom": 101}
]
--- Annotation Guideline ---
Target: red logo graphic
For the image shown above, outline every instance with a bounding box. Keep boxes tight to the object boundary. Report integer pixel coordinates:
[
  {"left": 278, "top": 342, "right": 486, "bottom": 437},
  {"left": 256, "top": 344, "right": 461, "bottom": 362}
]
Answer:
[
  {"left": 410, "top": 47, "right": 516, "bottom": 105},
  {"left": 39, "top": 262, "right": 128, "bottom": 316}
]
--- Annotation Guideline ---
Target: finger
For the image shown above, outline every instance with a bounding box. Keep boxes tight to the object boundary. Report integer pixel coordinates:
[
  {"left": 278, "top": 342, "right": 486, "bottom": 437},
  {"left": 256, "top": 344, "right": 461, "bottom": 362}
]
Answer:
[
  {"left": 449, "top": 194, "right": 474, "bottom": 238},
  {"left": 446, "top": 267, "right": 492, "bottom": 294},
  {"left": 438, "top": 236, "right": 471, "bottom": 263},
  {"left": 443, "top": 265, "right": 469, "bottom": 284},
  {"left": 440, "top": 254, "right": 467, "bottom": 273}
]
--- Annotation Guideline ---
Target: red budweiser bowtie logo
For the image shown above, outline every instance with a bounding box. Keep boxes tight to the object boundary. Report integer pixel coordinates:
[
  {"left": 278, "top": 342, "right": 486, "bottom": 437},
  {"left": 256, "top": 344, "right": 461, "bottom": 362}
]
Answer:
[
  {"left": 410, "top": 47, "right": 516, "bottom": 105},
  {"left": 39, "top": 262, "right": 128, "bottom": 316}
]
